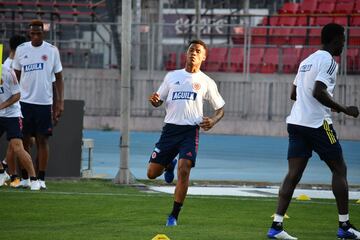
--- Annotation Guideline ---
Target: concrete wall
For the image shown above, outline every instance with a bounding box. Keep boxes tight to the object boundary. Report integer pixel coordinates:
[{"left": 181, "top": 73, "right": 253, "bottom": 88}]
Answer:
[{"left": 63, "top": 68, "right": 360, "bottom": 140}]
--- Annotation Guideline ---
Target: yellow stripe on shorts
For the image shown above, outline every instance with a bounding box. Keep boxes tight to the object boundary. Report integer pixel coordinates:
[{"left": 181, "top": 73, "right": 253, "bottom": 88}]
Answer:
[{"left": 323, "top": 121, "right": 336, "bottom": 144}]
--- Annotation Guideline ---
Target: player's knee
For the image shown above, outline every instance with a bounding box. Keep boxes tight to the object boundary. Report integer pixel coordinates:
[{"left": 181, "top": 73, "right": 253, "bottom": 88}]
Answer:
[
  {"left": 287, "top": 172, "right": 302, "bottom": 184},
  {"left": 9, "top": 140, "right": 23, "bottom": 154},
  {"left": 177, "top": 166, "right": 190, "bottom": 181},
  {"left": 147, "top": 169, "right": 158, "bottom": 179}
]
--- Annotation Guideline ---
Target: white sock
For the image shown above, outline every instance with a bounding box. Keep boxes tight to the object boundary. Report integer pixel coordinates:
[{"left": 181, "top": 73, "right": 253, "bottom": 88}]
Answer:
[
  {"left": 274, "top": 214, "right": 284, "bottom": 223},
  {"left": 339, "top": 214, "right": 349, "bottom": 222}
]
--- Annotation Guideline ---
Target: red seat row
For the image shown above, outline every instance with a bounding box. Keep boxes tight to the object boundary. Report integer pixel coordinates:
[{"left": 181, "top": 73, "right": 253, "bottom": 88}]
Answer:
[
  {"left": 165, "top": 47, "right": 360, "bottom": 74},
  {"left": 279, "top": 0, "right": 360, "bottom": 14}
]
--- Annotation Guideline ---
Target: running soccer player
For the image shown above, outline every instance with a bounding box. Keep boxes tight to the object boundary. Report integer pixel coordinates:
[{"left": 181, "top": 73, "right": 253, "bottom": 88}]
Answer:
[
  {"left": 147, "top": 39, "right": 225, "bottom": 227},
  {"left": 267, "top": 23, "right": 360, "bottom": 240},
  {"left": 13, "top": 20, "right": 64, "bottom": 189},
  {"left": 0, "top": 66, "right": 40, "bottom": 190}
]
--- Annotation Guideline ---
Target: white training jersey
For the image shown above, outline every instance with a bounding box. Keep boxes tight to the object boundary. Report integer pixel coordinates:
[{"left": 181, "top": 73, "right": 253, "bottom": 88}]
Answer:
[
  {"left": 286, "top": 50, "right": 338, "bottom": 128},
  {"left": 157, "top": 68, "right": 225, "bottom": 125},
  {"left": 12, "top": 41, "right": 62, "bottom": 105},
  {"left": 0, "top": 66, "right": 22, "bottom": 117},
  {"left": 3, "top": 57, "right": 13, "bottom": 69}
]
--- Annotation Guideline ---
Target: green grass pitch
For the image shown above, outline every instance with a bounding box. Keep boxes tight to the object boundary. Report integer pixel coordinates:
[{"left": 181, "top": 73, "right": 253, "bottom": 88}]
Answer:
[{"left": 1, "top": 179, "right": 359, "bottom": 240}]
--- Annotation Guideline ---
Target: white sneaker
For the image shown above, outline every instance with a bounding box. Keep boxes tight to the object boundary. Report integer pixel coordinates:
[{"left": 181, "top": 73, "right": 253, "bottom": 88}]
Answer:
[
  {"left": 39, "top": 180, "right": 47, "bottom": 189},
  {"left": 17, "top": 178, "right": 31, "bottom": 188},
  {"left": 267, "top": 228, "right": 298, "bottom": 240},
  {"left": 30, "top": 180, "right": 41, "bottom": 191},
  {"left": 0, "top": 172, "right": 10, "bottom": 186}
]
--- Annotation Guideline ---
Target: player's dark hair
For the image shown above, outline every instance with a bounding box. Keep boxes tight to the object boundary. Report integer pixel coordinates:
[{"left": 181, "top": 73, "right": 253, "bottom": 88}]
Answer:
[
  {"left": 321, "top": 23, "right": 344, "bottom": 45},
  {"left": 29, "top": 19, "right": 44, "bottom": 29},
  {"left": 9, "top": 35, "right": 27, "bottom": 51},
  {"left": 187, "top": 39, "right": 208, "bottom": 54}
]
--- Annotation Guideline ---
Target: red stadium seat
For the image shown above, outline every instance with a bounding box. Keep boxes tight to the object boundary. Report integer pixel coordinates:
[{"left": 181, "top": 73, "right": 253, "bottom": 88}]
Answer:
[
  {"left": 232, "top": 26, "right": 244, "bottom": 44},
  {"left": 298, "top": 0, "right": 318, "bottom": 13},
  {"left": 334, "top": 16, "right": 349, "bottom": 26},
  {"left": 227, "top": 47, "right": 245, "bottom": 72},
  {"left": 347, "top": 48, "right": 360, "bottom": 73},
  {"left": 260, "top": 48, "right": 279, "bottom": 73},
  {"left": 269, "top": 28, "right": 291, "bottom": 45},
  {"left": 249, "top": 48, "right": 265, "bottom": 73},
  {"left": 165, "top": 52, "right": 177, "bottom": 70},
  {"left": 279, "top": 2, "right": 300, "bottom": 14},
  {"left": 297, "top": 16, "right": 314, "bottom": 26},
  {"left": 334, "top": 2, "right": 354, "bottom": 14},
  {"left": 308, "top": 27, "right": 322, "bottom": 45},
  {"left": 289, "top": 28, "right": 307, "bottom": 45},
  {"left": 251, "top": 27, "right": 268, "bottom": 45},
  {"left": 260, "top": 16, "right": 279, "bottom": 26},
  {"left": 300, "top": 48, "right": 318, "bottom": 61},
  {"left": 351, "top": 16, "right": 360, "bottom": 26},
  {"left": 204, "top": 48, "right": 228, "bottom": 72},
  {"left": 277, "top": 16, "right": 297, "bottom": 26},
  {"left": 349, "top": 29, "right": 360, "bottom": 46},
  {"left": 282, "top": 48, "right": 302, "bottom": 73},
  {"left": 180, "top": 53, "right": 186, "bottom": 67},
  {"left": 314, "top": 16, "right": 333, "bottom": 26},
  {"left": 354, "top": 0, "right": 360, "bottom": 13},
  {"left": 316, "top": 2, "right": 335, "bottom": 13}
]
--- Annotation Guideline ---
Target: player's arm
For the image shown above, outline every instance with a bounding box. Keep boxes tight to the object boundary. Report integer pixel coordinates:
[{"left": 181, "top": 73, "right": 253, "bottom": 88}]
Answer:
[
  {"left": 0, "top": 93, "right": 20, "bottom": 110},
  {"left": 148, "top": 92, "right": 163, "bottom": 107},
  {"left": 199, "top": 107, "right": 224, "bottom": 131},
  {"left": 53, "top": 71, "right": 64, "bottom": 123},
  {"left": 14, "top": 70, "right": 21, "bottom": 83},
  {"left": 290, "top": 85, "right": 296, "bottom": 101},
  {"left": 313, "top": 81, "right": 359, "bottom": 118}
]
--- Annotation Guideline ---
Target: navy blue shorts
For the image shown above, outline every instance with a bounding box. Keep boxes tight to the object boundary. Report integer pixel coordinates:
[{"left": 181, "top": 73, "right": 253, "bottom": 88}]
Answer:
[
  {"left": 287, "top": 122, "right": 343, "bottom": 161},
  {"left": 149, "top": 123, "right": 200, "bottom": 167},
  {"left": 0, "top": 117, "right": 23, "bottom": 140},
  {"left": 20, "top": 102, "right": 53, "bottom": 136}
]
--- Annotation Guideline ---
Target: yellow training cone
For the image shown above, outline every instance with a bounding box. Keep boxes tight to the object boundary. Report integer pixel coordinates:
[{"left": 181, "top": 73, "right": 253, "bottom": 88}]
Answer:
[
  {"left": 356, "top": 199, "right": 360, "bottom": 204},
  {"left": 152, "top": 234, "right": 170, "bottom": 240},
  {"left": 271, "top": 213, "right": 290, "bottom": 219},
  {"left": 296, "top": 194, "right": 311, "bottom": 201}
]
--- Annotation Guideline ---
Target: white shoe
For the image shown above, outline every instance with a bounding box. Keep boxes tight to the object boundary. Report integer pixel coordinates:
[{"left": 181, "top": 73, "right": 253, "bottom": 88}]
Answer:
[
  {"left": 30, "top": 180, "right": 41, "bottom": 191},
  {"left": 0, "top": 172, "right": 10, "bottom": 186},
  {"left": 274, "top": 230, "right": 297, "bottom": 240},
  {"left": 268, "top": 229, "right": 298, "bottom": 240},
  {"left": 17, "top": 178, "right": 31, "bottom": 188},
  {"left": 39, "top": 180, "right": 47, "bottom": 189}
]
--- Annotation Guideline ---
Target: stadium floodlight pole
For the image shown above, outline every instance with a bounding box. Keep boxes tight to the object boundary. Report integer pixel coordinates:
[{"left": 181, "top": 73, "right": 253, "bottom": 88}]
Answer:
[
  {"left": 114, "top": 0, "right": 133, "bottom": 184},
  {"left": 195, "top": 0, "right": 201, "bottom": 39}
]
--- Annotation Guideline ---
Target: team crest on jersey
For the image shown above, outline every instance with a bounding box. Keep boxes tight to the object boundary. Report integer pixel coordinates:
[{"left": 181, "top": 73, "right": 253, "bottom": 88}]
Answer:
[
  {"left": 193, "top": 82, "right": 201, "bottom": 91},
  {"left": 42, "top": 55, "right": 48, "bottom": 61}
]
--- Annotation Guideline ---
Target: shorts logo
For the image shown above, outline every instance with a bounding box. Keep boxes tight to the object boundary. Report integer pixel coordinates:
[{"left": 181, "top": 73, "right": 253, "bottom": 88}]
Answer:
[
  {"left": 186, "top": 152, "right": 193, "bottom": 157},
  {"left": 172, "top": 91, "right": 197, "bottom": 100},
  {"left": 193, "top": 82, "right": 201, "bottom": 91},
  {"left": 151, "top": 151, "right": 157, "bottom": 159},
  {"left": 299, "top": 64, "right": 312, "bottom": 72},
  {"left": 24, "top": 63, "right": 44, "bottom": 72},
  {"left": 42, "top": 55, "right": 48, "bottom": 61}
]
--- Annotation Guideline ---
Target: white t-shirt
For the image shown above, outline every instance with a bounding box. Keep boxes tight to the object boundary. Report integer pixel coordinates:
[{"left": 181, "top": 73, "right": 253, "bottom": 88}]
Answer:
[
  {"left": 157, "top": 69, "right": 225, "bottom": 125},
  {"left": 3, "top": 57, "right": 13, "bottom": 69},
  {"left": 0, "top": 66, "right": 21, "bottom": 117},
  {"left": 12, "top": 41, "right": 62, "bottom": 105},
  {"left": 286, "top": 50, "right": 338, "bottom": 128}
]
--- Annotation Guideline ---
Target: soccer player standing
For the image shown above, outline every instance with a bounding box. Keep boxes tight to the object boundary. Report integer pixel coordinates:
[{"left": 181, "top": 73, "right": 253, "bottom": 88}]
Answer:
[
  {"left": 0, "top": 66, "right": 40, "bottom": 190},
  {"left": 147, "top": 39, "right": 225, "bottom": 226},
  {"left": 267, "top": 23, "right": 360, "bottom": 239},
  {"left": 2, "top": 35, "right": 27, "bottom": 186},
  {"left": 13, "top": 20, "right": 64, "bottom": 189}
]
